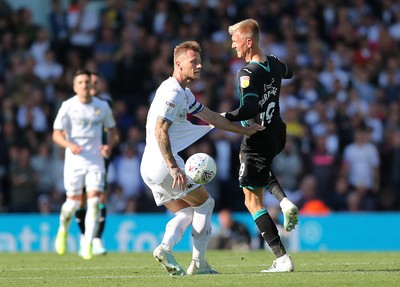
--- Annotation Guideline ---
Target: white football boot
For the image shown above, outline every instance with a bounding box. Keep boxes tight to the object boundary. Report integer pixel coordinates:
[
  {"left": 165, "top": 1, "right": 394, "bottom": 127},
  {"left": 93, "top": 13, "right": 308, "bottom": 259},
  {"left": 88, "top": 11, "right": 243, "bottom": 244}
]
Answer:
[
  {"left": 187, "top": 260, "right": 219, "bottom": 275},
  {"left": 78, "top": 234, "right": 85, "bottom": 257},
  {"left": 280, "top": 198, "right": 299, "bottom": 232},
  {"left": 153, "top": 245, "right": 185, "bottom": 276},
  {"left": 92, "top": 238, "right": 107, "bottom": 255},
  {"left": 261, "top": 254, "right": 295, "bottom": 273}
]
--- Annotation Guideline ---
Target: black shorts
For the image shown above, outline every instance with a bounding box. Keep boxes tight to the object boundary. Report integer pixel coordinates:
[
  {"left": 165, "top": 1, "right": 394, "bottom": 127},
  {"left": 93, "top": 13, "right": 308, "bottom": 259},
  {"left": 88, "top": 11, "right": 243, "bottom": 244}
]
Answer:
[{"left": 238, "top": 123, "right": 286, "bottom": 189}]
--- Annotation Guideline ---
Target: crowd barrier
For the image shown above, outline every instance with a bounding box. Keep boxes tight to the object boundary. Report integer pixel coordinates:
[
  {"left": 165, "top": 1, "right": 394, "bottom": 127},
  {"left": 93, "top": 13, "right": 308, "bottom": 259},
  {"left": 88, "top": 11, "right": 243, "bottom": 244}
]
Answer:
[{"left": 0, "top": 212, "right": 399, "bottom": 252}]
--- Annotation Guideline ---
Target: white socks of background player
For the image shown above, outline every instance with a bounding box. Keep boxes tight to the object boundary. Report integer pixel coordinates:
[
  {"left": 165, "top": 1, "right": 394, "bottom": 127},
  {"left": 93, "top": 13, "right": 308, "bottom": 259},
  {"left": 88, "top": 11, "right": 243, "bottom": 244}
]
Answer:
[
  {"left": 161, "top": 207, "right": 194, "bottom": 251},
  {"left": 191, "top": 196, "right": 215, "bottom": 264},
  {"left": 84, "top": 196, "right": 100, "bottom": 244},
  {"left": 59, "top": 199, "right": 81, "bottom": 232}
]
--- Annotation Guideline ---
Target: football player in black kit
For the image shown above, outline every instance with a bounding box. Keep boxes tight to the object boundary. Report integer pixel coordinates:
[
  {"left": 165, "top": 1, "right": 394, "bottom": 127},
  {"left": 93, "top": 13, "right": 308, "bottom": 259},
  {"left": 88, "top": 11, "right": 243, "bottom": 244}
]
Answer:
[{"left": 223, "top": 19, "right": 298, "bottom": 272}]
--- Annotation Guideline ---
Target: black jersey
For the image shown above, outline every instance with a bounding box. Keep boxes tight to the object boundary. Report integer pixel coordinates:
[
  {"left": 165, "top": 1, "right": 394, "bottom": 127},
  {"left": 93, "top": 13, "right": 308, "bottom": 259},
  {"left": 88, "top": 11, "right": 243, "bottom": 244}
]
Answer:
[
  {"left": 233, "top": 55, "right": 292, "bottom": 126},
  {"left": 226, "top": 55, "right": 293, "bottom": 154}
]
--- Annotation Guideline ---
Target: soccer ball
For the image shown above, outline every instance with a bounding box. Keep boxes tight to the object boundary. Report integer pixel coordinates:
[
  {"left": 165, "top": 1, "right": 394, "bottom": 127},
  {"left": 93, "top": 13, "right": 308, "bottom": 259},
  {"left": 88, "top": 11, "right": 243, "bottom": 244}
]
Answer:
[{"left": 185, "top": 153, "right": 217, "bottom": 184}]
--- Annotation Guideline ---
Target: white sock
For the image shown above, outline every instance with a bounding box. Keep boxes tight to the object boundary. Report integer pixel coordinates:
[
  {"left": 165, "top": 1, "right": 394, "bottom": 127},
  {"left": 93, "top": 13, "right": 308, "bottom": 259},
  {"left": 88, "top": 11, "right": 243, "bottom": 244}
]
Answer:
[
  {"left": 59, "top": 199, "right": 80, "bottom": 232},
  {"left": 191, "top": 196, "right": 215, "bottom": 263},
  {"left": 161, "top": 207, "right": 193, "bottom": 251},
  {"left": 84, "top": 196, "right": 99, "bottom": 244}
]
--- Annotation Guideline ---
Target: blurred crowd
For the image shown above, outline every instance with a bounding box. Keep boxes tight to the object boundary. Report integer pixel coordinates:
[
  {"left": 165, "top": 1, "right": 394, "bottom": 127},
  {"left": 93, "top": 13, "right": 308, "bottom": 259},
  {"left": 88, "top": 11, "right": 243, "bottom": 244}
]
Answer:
[{"left": 0, "top": 0, "right": 400, "bottom": 214}]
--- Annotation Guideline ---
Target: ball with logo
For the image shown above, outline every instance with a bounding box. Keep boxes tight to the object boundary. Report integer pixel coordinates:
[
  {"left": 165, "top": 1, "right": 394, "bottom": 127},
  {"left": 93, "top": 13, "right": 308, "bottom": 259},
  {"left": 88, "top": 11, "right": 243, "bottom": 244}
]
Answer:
[{"left": 185, "top": 153, "right": 217, "bottom": 185}]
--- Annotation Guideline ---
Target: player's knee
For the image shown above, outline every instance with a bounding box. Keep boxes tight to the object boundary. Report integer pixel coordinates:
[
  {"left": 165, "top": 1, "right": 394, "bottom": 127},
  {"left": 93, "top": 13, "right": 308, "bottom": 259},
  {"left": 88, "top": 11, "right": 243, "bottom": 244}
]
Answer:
[
  {"left": 176, "top": 206, "right": 194, "bottom": 225},
  {"left": 203, "top": 196, "right": 215, "bottom": 212},
  {"left": 86, "top": 196, "right": 100, "bottom": 211},
  {"left": 64, "top": 199, "right": 81, "bottom": 213}
]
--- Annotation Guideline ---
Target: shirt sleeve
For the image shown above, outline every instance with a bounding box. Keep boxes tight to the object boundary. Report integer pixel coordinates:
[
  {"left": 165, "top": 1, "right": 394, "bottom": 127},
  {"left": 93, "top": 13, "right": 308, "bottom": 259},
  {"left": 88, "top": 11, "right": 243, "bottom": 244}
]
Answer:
[
  {"left": 103, "top": 103, "right": 116, "bottom": 129},
  {"left": 186, "top": 89, "right": 204, "bottom": 115},
  {"left": 157, "top": 88, "right": 182, "bottom": 123},
  {"left": 225, "top": 68, "right": 259, "bottom": 121},
  {"left": 53, "top": 101, "right": 69, "bottom": 131},
  {"left": 271, "top": 55, "right": 293, "bottom": 79}
]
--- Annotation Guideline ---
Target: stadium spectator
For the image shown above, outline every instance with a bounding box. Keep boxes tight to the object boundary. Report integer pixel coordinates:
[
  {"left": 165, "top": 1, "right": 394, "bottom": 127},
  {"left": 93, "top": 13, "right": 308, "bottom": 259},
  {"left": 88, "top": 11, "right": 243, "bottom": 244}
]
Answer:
[
  {"left": 9, "top": 145, "right": 38, "bottom": 213},
  {"left": 272, "top": 135, "right": 303, "bottom": 193},
  {"left": 67, "top": 0, "right": 99, "bottom": 63},
  {"left": 209, "top": 208, "right": 251, "bottom": 251},
  {"left": 340, "top": 122, "right": 380, "bottom": 210},
  {"left": 48, "top": 0, "right": 69, "bottom": 64},
  {"left": 108, "top": 140, "right": 145, "bottom": 204},
  {"left": 297, "top": 174, "right": 331, "bottom": 216}
]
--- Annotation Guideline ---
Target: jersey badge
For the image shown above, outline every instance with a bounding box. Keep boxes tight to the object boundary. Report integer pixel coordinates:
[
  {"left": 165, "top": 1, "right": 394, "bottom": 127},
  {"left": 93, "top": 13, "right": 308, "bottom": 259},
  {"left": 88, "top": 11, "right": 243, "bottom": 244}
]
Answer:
[
  {"left": 240, "top": 76, "right": 250, "bottom": 88},
  {"left": 95, "top": 108, "right": 100, "bottom": 115}
]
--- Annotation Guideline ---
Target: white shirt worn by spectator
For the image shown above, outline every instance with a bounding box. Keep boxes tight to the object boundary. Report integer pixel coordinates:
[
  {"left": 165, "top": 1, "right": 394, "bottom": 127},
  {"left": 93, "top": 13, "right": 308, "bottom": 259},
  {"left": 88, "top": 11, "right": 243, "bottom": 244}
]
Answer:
[
  {"left": 67, "top": 7, "right": 99, "bottom": 47},
  {"left": 343, "top": 141, "right": 380, "bottom": 190}
]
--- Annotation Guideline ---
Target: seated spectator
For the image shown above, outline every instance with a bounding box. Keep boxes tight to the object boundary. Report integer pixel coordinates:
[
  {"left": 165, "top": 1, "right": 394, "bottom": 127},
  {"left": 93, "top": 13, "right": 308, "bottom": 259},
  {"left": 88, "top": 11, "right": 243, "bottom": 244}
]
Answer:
[{"left": 209, "top": 208, "right": 251, "bottom": 251}]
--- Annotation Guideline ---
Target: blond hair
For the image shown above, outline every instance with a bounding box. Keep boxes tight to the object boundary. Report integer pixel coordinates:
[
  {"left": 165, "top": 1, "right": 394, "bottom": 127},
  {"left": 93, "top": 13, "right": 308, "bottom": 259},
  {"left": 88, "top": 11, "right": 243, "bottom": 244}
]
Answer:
[
  {"left": 173, "top": 41, "right": 202, "bottom": 63},
  {"left": 228, "top": 19, "right": 260, "bottom": 45}
]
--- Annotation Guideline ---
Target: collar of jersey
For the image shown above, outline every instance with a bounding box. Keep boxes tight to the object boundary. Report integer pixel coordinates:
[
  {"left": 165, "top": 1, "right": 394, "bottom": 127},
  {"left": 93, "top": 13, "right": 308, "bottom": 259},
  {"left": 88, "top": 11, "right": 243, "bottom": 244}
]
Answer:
[{"left": 249, "top": 58, "right": 270, "bottom": 72}]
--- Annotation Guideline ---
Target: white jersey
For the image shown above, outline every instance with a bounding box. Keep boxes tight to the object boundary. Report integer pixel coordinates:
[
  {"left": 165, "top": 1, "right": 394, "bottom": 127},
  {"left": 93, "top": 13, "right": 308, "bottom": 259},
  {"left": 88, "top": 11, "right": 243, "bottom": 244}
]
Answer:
[
  {"left": 141, "top": 77, "right": 213, "bottom": 205},
  {"left": 53, "top": 95, "right": 116, "bottom": 172},
  {"left": 143, "top": 77, "right": 213, "bottom": 158}
]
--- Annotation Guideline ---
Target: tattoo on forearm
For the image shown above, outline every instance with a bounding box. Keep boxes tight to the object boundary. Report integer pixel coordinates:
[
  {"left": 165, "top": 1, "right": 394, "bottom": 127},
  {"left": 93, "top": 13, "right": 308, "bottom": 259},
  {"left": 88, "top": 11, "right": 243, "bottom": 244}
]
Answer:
[{"left": 157, "top": 127, "right": 176, "bottom": 168}]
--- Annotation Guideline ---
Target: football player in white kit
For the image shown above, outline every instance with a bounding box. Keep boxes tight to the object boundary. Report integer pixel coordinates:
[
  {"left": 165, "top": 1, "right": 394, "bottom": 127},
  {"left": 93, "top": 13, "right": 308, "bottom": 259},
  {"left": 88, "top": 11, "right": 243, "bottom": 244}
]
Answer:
[
  {"left": 140, "top": 41, "right": 264, "bottom": 275},
  {"left": 53, "top": 70, "right": 117, "bottom": 260}
]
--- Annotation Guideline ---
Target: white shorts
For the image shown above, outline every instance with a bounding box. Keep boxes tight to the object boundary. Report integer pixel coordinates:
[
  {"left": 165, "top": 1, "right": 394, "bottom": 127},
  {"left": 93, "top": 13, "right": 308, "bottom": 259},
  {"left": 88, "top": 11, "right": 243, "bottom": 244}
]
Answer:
[
  {"left": 64, "top": 168, "right": 105, "bottom": 196},
  {"left": 140, "top": 154, "right": 200, "bottom": 206}
]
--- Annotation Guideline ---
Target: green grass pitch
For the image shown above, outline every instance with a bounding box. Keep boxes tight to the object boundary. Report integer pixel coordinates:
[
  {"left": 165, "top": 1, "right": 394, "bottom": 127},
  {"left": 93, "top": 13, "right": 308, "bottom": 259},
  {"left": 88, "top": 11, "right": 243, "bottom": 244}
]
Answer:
[{"left": 0, "top": 251, "right": 399, "bottom": 287}]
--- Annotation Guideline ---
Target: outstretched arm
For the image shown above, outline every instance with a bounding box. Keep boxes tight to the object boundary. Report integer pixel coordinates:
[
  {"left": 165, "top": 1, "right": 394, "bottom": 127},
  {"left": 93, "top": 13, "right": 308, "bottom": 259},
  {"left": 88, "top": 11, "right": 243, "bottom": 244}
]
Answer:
[{"left": 194, "top": 106, "right": 263, "bottom": 136}]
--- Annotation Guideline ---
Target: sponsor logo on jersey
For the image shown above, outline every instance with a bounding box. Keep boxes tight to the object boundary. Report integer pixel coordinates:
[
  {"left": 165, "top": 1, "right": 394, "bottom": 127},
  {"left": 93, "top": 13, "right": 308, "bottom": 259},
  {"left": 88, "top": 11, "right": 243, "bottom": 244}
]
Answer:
[
  {"left": 165, "top": 101, "right": 176, "bottom": 114},
  {"left": 240, "top": 76, "right": 250, "bottom": 88},
  {"left": 95, "top": 108, "right": 100, "bottom": 115},
  {"left": 166, "top": 101, "right": 175, "bottom": 107}
]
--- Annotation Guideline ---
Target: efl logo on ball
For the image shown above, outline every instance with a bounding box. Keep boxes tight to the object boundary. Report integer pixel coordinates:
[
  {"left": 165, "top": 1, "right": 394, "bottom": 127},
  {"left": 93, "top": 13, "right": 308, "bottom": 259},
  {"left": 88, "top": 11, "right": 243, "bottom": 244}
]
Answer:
[{"left": 185, "top": 153, "right": 217, "bottom": 185}]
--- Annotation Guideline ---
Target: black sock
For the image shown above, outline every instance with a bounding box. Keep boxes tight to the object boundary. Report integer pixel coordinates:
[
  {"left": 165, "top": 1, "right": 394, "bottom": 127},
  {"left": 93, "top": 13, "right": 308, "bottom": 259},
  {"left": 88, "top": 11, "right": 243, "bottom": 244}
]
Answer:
[
  {"left": 255, "top": 211, "right": 286, "bottom": 258},
  {"left": 267, "top": 171, "right": 287, "bottom": 202},
  {"left": 95, "top": 205, "right": 107, "bottom": 238},
  {"left": 75, "top": 208, "right": 86, "bottom": 234}
]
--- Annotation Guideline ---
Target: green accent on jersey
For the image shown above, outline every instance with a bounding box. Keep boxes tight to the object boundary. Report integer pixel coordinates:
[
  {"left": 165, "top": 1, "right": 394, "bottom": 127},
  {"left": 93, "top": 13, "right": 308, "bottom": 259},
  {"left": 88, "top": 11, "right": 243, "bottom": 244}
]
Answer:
[
  {"left": 250, "top": 59, "right": 270, "bottom": 72},
  {"left": 252, "top": 208, "right": 268, "bottom": 221}
]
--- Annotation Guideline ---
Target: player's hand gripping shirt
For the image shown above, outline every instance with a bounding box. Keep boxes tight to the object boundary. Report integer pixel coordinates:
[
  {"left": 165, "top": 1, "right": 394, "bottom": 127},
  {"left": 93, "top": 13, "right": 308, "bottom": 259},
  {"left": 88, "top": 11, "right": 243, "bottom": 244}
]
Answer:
[{"left": 53, "top": 96, "right": 116, "bottom": 171}]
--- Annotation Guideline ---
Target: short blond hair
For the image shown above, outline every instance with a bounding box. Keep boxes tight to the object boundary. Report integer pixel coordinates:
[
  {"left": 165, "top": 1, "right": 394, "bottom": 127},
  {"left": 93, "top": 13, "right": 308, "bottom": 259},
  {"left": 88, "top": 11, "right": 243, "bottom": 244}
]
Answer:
[
  {"left": 228, "top": 19, "right": 260, "bottom": 45},
  {"left": 173, "top": 41, "right": 202, "bottom": 63}
]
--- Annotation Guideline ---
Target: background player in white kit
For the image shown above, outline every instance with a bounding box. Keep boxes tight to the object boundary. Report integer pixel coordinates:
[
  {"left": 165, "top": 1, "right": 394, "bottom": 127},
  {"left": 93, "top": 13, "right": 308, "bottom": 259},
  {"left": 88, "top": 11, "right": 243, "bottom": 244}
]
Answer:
[
  {"left": 140, "top": 41, "right": 264, "bottom": 275},
  {"left": 74, "top": 72, "right": 118, "bottom": 256},
  {"left": 53, "top": 70, "right": 117, "bottom": 260}
]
